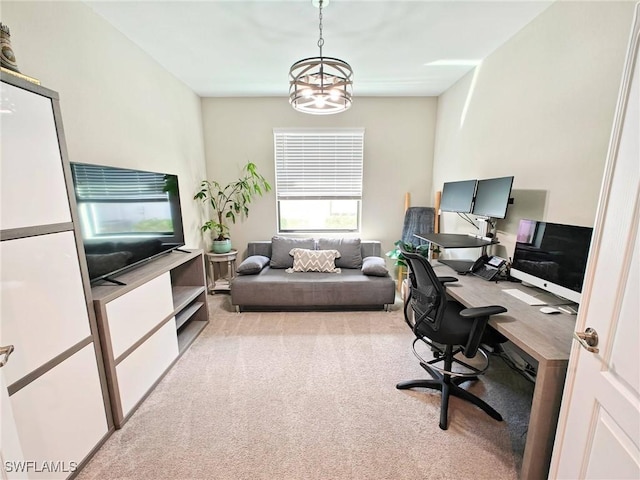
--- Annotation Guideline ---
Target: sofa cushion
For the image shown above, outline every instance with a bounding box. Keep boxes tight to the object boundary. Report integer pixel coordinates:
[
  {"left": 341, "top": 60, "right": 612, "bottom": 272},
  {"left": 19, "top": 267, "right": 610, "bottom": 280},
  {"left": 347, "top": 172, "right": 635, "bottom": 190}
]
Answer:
[
  {"left": 362, "top": 256, "right": 389, "bottom": 277},
  {"left": 317, "top": 238, "right": 363, "bottom": 269},
  {"left": 287, "top": 248, "right": 341, "bottom": 273},
  {"left": 231, "top": 266, "right": 397, "bottom": 309},
  {"left": 237, "top": 255, "right": 270, "bottom": 275},
  {"left": 270, "top": 236, "right": 315, "bottom": 268}
]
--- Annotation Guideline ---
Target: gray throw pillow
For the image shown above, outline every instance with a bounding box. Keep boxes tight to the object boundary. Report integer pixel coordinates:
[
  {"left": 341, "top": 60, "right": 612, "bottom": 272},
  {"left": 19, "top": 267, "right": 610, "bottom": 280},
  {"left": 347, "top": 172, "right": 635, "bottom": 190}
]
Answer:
[
  {"left": 270, "top": 236, "right": 315, "bottom": 268},
  {"left": 236, "top": 255, "right": 270, "bottom": 275},
  {"left": 362, "top": 256, "right": 389, "bottom": 276},
  {"left": 317, "top": 238, "right": 362, "bottom": 269}
]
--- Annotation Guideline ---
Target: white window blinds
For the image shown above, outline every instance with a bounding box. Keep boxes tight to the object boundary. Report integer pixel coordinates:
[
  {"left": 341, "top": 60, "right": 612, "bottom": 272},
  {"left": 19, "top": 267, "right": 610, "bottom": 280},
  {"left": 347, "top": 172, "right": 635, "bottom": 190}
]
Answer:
[{"left": 274, "top": 128, "right": 364, "bottom": 200}]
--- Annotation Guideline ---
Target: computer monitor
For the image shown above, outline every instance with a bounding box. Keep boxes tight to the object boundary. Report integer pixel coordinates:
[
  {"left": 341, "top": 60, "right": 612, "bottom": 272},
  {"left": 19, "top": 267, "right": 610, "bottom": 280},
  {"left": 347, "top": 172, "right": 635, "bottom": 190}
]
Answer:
[
  {"left": 440, "top": 179, "right": 477, "bottom": 213},
  {"left": 472, "top": 176, "right": 514, "bottom": 219},
  {"left": 510, "top": 219, "right": 593, "bottom": 304}
]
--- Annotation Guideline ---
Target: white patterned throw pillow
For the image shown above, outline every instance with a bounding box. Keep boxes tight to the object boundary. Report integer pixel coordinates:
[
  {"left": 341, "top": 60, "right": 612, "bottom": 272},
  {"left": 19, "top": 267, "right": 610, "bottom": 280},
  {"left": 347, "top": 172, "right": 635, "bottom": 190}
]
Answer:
[{"left": 286, "top": 248, "right": 342, "bottom": 273}]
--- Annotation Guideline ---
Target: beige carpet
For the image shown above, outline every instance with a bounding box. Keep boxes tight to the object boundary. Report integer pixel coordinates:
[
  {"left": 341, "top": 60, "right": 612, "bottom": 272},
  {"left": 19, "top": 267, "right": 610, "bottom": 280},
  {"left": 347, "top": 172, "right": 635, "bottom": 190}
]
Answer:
[{"left": 77, "top": 294, "right": 533, "bottom": 480}]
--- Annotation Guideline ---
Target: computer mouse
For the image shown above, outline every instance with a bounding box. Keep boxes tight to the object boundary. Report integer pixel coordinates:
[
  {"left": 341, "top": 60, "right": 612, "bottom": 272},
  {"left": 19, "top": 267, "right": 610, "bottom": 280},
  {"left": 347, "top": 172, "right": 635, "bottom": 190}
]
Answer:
[{"left": 539, "top": 306, "right": 562, "bottom": 314}]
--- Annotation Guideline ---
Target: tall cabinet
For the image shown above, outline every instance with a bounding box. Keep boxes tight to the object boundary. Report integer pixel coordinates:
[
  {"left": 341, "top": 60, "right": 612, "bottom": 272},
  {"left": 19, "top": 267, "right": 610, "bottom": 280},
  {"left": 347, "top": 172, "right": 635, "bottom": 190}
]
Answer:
[{"left": 0, "top": 74, "right": 112, "bottom": 477}]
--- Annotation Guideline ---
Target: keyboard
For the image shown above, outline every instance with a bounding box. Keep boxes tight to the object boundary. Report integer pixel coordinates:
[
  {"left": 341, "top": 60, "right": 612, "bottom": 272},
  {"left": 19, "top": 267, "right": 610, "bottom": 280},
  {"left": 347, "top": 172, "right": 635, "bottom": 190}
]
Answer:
[
  {"left": 502, "top": 288, "right": 548, "bottom": 306},
  {"left": 438, "top": 259, "right": 475, "bottom": 273}
]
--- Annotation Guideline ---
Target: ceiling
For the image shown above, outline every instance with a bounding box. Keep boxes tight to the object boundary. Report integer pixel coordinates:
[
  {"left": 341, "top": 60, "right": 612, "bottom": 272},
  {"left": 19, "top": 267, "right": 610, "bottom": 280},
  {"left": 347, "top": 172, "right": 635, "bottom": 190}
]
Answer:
[{"left": 85, "top": 0, "right": 553, "bottom": 97}]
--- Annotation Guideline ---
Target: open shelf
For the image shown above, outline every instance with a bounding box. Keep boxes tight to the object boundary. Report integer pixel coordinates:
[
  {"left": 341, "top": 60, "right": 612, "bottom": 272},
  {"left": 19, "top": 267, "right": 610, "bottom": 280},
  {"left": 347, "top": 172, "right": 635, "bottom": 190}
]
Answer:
[
  {"left": 173, "top": 286, "right": 205, "bottom": 312},
  {"left": 175, "top": 301, "right": 205, "bottom": 330},
  {"left": 177, "top": 319, "right": 207, "bottom": 353}
]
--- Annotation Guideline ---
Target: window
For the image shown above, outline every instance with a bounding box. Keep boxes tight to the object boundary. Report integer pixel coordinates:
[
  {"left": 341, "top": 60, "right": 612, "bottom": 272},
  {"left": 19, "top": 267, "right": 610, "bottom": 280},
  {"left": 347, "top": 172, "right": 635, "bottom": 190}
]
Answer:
[{"left": 274, "top": 128, "right": 364, "bottom": 232}]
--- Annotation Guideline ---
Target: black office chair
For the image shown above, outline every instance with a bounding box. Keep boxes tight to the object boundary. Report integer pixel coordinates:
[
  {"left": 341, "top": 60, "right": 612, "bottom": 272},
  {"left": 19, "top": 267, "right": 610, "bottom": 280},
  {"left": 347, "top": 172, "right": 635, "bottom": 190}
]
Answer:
[{"left": 397, "top": 248, "right": 508, "bottom": 430}]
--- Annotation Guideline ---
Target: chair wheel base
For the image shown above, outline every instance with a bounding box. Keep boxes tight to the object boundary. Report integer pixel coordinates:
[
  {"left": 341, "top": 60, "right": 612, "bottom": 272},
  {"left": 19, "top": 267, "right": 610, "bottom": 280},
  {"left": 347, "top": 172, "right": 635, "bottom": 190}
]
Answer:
[{"left": 396, "top": 376, "right": 502, "bottom": 428}]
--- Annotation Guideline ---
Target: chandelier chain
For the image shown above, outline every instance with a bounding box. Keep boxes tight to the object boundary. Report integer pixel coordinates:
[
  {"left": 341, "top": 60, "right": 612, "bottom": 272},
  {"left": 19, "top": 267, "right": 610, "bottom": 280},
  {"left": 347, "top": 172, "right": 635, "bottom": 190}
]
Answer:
[{"left": 317, "top": 0, "right": 324, "bottom": 54}]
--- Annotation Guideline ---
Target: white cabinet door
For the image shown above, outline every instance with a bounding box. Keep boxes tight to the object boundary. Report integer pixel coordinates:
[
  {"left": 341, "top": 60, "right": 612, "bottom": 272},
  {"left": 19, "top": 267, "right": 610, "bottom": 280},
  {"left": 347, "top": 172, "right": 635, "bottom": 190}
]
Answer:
[
  {"left": 0, "top": 82, "right": 71, "bottom": 231},
  {"left": 115, "top": 319, "right": 178, "bottom": 418},
  {"left": 0, "top": 232, "right": 92, "bottom": 385},
  {"left": 105, "top": 272, "right": 174, "bottom": 359},
  {"left": 9, "top": 344, "right": 108, "bottom": 480},
  {"left": 1, "top": 368, "right": 27, "bottom": 480}
]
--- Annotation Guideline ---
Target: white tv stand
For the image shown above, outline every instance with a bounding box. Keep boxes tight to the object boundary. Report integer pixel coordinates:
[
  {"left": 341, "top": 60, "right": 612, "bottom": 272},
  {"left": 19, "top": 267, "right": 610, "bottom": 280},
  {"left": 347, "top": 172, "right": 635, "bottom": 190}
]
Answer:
[{"left": 91, "top": 249, "right": 209, "bottom": 427}]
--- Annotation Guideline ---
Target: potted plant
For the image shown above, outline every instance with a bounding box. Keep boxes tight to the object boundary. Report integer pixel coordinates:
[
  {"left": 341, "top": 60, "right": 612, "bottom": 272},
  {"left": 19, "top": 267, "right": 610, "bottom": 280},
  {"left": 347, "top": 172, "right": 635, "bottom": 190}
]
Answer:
[
  {"left": 386, "top": 240, "right": 432, "bottom": 269},
  {"left": 194, "top": 162, "right": 271, "bottom": 253}
]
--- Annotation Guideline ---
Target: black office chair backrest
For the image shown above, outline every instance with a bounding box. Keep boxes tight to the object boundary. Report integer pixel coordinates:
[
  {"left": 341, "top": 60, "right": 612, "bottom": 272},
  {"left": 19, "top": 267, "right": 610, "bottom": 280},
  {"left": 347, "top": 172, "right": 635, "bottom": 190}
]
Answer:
[
  {"left": 401, "top": 207, "right": 435, "bottom": 246},
  {"left": 401, "top": 249, "right": 447, "bottom": 333}
]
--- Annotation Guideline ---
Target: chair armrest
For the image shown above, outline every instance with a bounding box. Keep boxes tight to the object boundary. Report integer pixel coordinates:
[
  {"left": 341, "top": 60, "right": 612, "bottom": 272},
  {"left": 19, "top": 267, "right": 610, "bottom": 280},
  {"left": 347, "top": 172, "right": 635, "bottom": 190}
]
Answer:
[
  {"left": 437, "top": 276, "right": 459, "bottom": 285},
  {"left": 460, "top": 305, "right": 507, "bottom": 358},
  {"left": 459, "top": 305, "right": 507, "bottom": 318}
]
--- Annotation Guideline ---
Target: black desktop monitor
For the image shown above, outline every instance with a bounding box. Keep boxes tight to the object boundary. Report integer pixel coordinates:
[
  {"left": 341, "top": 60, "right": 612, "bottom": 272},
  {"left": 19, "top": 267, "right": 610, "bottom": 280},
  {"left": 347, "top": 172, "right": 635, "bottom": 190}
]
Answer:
[
  {"left": 440, "top": 180, "right": 477, "bottom": 213},
  {"left": 472, "top": 176, "right": 514, "bottom": 219},
  {"left": 510, "top": 219, "right": 593, "bottom": 304}
]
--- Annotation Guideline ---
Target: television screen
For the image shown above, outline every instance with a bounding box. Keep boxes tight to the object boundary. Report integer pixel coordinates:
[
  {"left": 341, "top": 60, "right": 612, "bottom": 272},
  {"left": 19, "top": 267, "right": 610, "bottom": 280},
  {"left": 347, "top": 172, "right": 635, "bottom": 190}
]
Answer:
[
  {"left": 510, "top": 219, "right": 593, "bottom": 304},
  {"left": 70, "top": 163, "right": 185, "bottom": 283},
  {"left": 472, "top": 176, "right": 514, "bottom": 219},
  {"left": 440, "top": 180, "right": 477, "bottom": 213}
]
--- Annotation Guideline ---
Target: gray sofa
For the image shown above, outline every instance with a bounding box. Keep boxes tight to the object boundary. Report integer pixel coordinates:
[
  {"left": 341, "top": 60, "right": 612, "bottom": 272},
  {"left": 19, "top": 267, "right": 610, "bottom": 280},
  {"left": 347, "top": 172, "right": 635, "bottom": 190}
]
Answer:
[{"left": 230, "top": 238, "right": 397, "bottom": 311}]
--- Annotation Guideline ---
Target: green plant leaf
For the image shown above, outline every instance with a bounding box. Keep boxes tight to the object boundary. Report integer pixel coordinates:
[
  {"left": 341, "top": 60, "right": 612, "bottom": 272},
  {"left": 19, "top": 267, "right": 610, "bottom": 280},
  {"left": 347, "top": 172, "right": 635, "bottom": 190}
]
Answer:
[{"left": 194, "top": 161, "right": 271, "bottom": 240}]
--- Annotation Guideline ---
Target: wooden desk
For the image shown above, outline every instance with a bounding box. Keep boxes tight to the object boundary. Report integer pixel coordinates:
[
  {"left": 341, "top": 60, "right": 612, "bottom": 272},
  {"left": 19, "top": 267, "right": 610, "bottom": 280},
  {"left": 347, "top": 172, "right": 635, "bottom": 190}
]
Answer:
[{"left": 432, "top": 263, "right": 575, "bottom": 480}]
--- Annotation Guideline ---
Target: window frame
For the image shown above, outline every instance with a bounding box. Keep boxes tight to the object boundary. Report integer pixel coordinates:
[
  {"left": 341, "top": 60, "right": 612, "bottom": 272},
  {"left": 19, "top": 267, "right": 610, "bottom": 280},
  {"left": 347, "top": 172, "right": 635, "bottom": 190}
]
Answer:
[{"left": 273, "top": 127, "right": 365, "bottom": 234}]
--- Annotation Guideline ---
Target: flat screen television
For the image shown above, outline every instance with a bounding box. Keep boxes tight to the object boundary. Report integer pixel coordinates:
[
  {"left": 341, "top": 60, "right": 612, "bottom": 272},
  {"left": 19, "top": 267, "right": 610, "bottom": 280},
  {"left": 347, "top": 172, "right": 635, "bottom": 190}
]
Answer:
[
  {"left": 510, "top": 219, "right": 593, "bottom": 304},
  {"left": 440, "top": 179, "right": 477, "bottom": 213},
  {"left": 472, "top": 176, "right": 514, "bottom": 219},
  {"left": 70, "top": 163, "right": 185, "bottom": 283}
]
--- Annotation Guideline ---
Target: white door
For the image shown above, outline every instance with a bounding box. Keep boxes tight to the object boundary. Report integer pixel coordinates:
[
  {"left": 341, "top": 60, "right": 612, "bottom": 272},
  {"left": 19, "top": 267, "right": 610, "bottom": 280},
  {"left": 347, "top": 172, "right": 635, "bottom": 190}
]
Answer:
[{"left": 549, "top": 5, "right": 640, "bottom": 479}]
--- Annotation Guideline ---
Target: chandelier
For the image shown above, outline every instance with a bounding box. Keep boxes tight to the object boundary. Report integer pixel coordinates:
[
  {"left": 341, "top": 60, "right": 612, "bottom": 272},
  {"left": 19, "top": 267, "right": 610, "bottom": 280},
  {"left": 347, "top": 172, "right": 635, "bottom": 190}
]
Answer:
[{"left": 289, "top": 0, "right": 353, "bottom": 115}]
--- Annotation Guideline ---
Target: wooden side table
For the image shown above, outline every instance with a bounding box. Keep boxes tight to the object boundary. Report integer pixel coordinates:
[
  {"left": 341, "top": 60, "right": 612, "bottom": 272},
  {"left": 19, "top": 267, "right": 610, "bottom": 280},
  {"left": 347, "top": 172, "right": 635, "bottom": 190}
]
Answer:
[{"left": 205, "top": 250, "right": 237, "bottom": 293}]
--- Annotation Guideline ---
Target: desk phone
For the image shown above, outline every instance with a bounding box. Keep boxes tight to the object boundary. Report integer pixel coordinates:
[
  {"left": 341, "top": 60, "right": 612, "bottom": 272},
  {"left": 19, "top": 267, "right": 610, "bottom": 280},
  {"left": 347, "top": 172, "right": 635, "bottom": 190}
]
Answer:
[{"left": 471, "top": 255, "right": 506, "bottom": 281}]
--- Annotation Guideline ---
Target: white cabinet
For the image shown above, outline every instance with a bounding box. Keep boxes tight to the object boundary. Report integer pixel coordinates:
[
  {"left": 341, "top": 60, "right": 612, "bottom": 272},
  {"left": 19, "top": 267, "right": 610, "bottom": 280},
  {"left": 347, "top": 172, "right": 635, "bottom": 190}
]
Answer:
[
  {"left": 116, "top": 319, "right": 179, "bottom": 417},
  {"left": 92, "top": 250, "right": 208, "bottom": 427},
  {"left": 1, "top": 232, "right": 91, "bottom": 385},
  {"left": 1, "top": 75, "right": 111, "bottom": 479},
  {"left": 0, "top": 81, "right": 71, "bottom": 230},
  {"left": 105, "top": 273, "right": 174, "bottom": 359},
  {"left": 9, "top": 345, "right": 109, "bottom": 479}
]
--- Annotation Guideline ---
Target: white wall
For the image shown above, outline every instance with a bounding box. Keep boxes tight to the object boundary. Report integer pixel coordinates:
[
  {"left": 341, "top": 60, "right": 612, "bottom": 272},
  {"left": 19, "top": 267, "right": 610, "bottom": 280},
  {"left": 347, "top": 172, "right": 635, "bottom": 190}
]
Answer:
[
  {"left": 433, "top": 1, "right": 635, "bottom": 259},
  {"left": 4, "top": 1, "right": 633, "bottom": 262},
  {"left": 200, "top": 97, "right": 437, "bottom": 257},
  {"left": 2, "top": 1, "right": 208, "bottom": 247}
]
